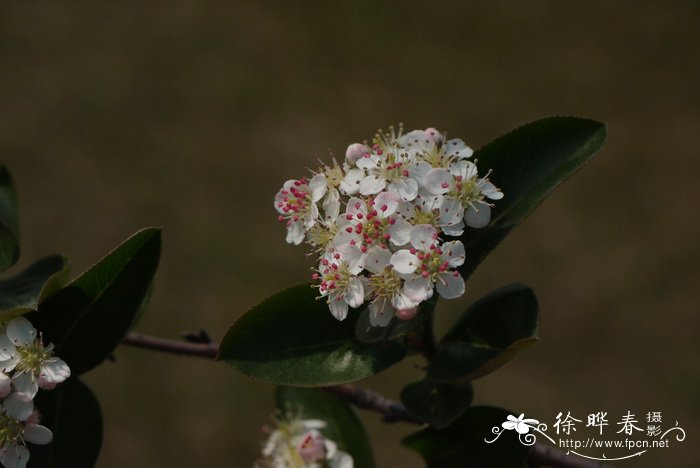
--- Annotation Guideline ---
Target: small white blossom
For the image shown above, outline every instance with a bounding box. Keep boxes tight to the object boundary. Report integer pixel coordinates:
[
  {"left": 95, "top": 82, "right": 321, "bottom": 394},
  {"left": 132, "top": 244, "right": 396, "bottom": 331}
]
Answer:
[
  {"left": 0, "top": 393, "right": 53, "bottom": 468},
  {"left": 390, "top": 225, "right": 466, "bottom": 303},
  {"left": 275, "top": 178, "right": 321, "bottom": 245},
  {"left": 314, "top": 245, "right": 365, "bottom": 321},
  {"left": 424, "top": 160, "right": 503, "bottom": 229},
  {"left": 256, "top": 416, "right": 353, "bottom": 468},
  {"left": 1, "top": 318, "right": 70, "bottom": 398}
]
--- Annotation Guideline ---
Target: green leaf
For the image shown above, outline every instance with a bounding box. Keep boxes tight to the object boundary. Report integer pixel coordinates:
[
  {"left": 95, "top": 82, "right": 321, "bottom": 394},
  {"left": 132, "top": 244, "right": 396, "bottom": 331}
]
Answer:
[
  {"left": 32, "top": 228, "right": 162, "bottom": 375},
  {"left": 275, "top": 386, "right": 374, "bottom": 467},
  {"left": 402, "top": 406, "right": 529, "bottom": 468},
  {"left": 219, "top": 284, "right": 406, "bottom": 386},
  {"left": 30, "top": 379, "right": 103, "bottom": 468},
  {"left": 0, "top": 165, "right": 20, "bottom": 273},
  {"left": 401, "top": 377, "right": 473, "bottom": 429},
  {"left": 0, "top": 255, "right": 71, "bottom": 320},
  {"left": 429, "top": 284, "right": 538, "bottom": 382},
  {"left": 459, "top": 117, "right": 606, "bottom": 279}
]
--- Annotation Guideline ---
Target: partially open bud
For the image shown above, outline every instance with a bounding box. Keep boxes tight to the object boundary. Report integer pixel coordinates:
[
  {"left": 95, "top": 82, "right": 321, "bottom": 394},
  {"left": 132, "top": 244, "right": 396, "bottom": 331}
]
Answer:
[{"left": 345, "top": 143, "right": 371, "bottom": 165}]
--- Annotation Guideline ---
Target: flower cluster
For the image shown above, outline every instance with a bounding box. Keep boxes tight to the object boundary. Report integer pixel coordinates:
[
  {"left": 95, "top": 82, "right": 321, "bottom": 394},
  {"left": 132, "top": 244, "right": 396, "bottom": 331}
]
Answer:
[
  {"left": 274, "top": 125, "right": 502, "bottom": 326},
  {"left": 0, "top": 317, "right": 70, "bottom": 468},
  {"left": 255, "top": 415, "right": 352, "bottom": 468}
]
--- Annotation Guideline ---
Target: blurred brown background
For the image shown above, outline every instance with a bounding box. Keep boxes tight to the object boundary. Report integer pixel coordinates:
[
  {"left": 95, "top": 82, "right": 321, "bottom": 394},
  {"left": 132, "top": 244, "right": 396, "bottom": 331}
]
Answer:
[{"left": 1, "top": 1, "right": 698, "bottom": 466}]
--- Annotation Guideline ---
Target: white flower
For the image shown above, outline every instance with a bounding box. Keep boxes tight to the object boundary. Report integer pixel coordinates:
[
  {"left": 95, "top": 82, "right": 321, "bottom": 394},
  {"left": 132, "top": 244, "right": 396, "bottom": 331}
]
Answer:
[
  {"left": 362, "top": 247, "right": 418, "bottom": 327},
  {"left": 314, "top": 245, "right": 365, "bottom": 321},
  {"left": 308, "top": 160, "right": 345, "bottom": 222},
  {"left": 256, "top": 417, "right": 353, "bottom": 468},
  {"left": 390, "top": 225, "right": 466, "bottom": 303},
  {"left": 335, "top": 192, "right": 411, "bottom": 251},
  {"left": 1, "top": 318, "right": 70, "bottom": 398},
  {"left": 0, "top": 393, "right": 53, "bottom": 468},
  {"left": 274, "top": 178, "right": 321, "bottom": 245},
  {"left": 423, "top": 160, "right": 503, "bottom": 229}
]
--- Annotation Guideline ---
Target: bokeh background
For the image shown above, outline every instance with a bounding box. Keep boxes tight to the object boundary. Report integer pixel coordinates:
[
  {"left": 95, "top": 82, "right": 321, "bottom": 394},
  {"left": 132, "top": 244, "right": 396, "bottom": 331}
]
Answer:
[{"left": 1, "top": 1, "right": 698, "bottom": 466}]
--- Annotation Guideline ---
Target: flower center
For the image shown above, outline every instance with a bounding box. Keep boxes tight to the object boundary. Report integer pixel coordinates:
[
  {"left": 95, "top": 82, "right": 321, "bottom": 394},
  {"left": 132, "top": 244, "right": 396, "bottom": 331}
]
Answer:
[
  {"left": 450, "top": 177, "right": 483, "bottom": 208},
  {"left": 369, "top": 267, "right": 403, "bottom": 299},
  {"left": 0, "top": 413, "right": 23, "bottom": 447},
  {"left": 410, "top": 246, "right": 456, "bottom": 283},
  {"left": 306, "top": 223, "right": 337, "bottom": 252},
  {"left": 317, "top": 259, "right": 353, "bottom": 295},
  {"left": 323, "top": 163, "right": 344, "bottom": 188},
  {"left": 276, "top": 179, "right": 314, "bottom": 225},
  {"left": 15, "top": 340, "right": 52, "bottom": 375}
]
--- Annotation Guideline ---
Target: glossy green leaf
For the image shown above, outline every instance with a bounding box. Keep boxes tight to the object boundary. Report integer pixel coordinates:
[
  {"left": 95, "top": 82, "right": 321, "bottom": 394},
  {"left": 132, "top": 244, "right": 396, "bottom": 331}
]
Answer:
[
  {"left": 30, "top": 379, "right": 103, "bottom": 468},
  {"left": 275, "top": 386, "right": 374, "bottom": 467},
  {"left": 429, "top": 284, "right": 538, "bottom": 382},
  {"left": 402, "top": 406, "right": 529, "bottom": 468},
  {"left": 219, "top": 284, "right": 406, "bottom": 386},
  {"left": 33, "top": 228, "right": 162, "bottom": 375},
  {"left": 459, "top": 117, "right": 606, "bottom": 279},
  {"left": 0, "top": 165, "right": 20, "bottom": 273},
  {"left": 0, "top": 255, "right": 70, "bottom": 320},
  {"left": 401, "top": 377, "right": 473, "bottom": 429}
]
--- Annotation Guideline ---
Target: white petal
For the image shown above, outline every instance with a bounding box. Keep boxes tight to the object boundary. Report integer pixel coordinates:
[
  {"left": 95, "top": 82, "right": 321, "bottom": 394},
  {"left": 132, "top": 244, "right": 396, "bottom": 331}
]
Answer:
[
  {"left": 390, "top": 250, "right": 419, "bottom": 275},
  {"left": 0, "top": 373, "right": 11, "bottom": 398},
  {"left": 409, "top": 224, "right": 438, "bottom": 251},
  {"left": 329, "top": 450, "right": 354, "bottom": 468},
  {"left": 408, "top": 161, "right": 432, "bottom": 186},
  {"left": 0, "top": 356, "right": 19, "bottom": 374},
  {"left": 285, "top": 220, "right": 305, "bottom": 245},
  {"left": 373, "top": 191, "right": 399, "bottom": 217},
  {"left": 423, "top": 168, "right": 452, "bottom": 195},
  {"left": 24, "top": 424, "right": 53, "bottom": 445},
  {"left": 0, "top": 335, "right": 15, "bottom": 361},
  {"left": 451, "top": 160, "right": 478, "bottom": 180},
  {"left": 339, "top": 168, "right": 364, "bottom": 195},
  {"left": 339, "top": 245, "right": 365, "bottom": 275},
  {"left": 441, "top": 241, "right": 466, "bottom": 268},
  {"left": 478, "top": 180, "right": 504, "bottom": 200},
  {"left": 346, "top": 197, "right": 366, "bottom": 216},
  {"left": 302, "top": 419, "right": 327, "bottom": 430},
  {"left": 388, "top": 178, "right": 418, "bottom": 201},
  {"left": 464, "top": 202, "right": 492, "bottom": 228},
  {"left": 441, "top": 221, "right": 465, "bottom": 237},
  {"left": 3, "top": 392, "right": 34, "bottom": 421},
  {"left": 387, "top": 217, "right": 411, "bottom": 246},
  {"left": 7, "top": 318, "right": 37, "bottom": 347},
  {"left": 0, "top": 444, "right": 29, "bottom": 468},
  {"left": 344, "top": 277, "right": 364, "bottom": 308},
  {"left": 403, "top": 276, "right": 433, "bottom": 302},
  {"left": 444, "top": 138, "right": 474, "bottom": 158},
  {"left": 365, "top": 247, "right": 391, "bottom": 274},
  {"left": 328, "top": 297, "right": 348, "bottom": 321},
  {"left": 40, "top": 359, "right": 71, "bottom": 385},
  {"left": 438, "top": 196, "right": 464, "bottom": 226},
  {"left": 12, "top": 372, "right": 38, "bottom": 399},
  {"left": 356, "top": 154, "right": 379, "bottom": 170},
  {"left": 323, "top": 189, "right": 341, "bottom": 221},
  {"left": 436, "top": 272, "right": 465, "bottom": 299},
  {"left": 359, "top": 175, "right": 386, "bottom": 195},
  {"left": 308, "top": 174, "right": 328, "bottom": 202},
  {"left": 369, "top": 298, "right": 394, "bottom": 327},
  {"left": 391, "top": 292, "right": 417, "bottom": 311}
]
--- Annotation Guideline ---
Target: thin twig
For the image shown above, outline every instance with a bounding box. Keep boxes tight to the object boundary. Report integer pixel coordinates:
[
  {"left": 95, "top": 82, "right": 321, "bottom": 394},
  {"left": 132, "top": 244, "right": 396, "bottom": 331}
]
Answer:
[
  {"left": 119, "top": 333, "right": 606, "bottom": 467},
  {"left": 122, "top": 331, "right": 219, "bottom": 359}
]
